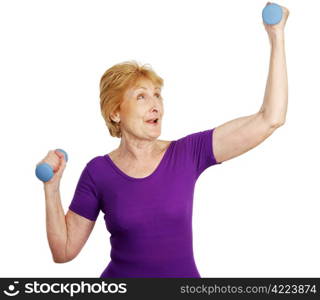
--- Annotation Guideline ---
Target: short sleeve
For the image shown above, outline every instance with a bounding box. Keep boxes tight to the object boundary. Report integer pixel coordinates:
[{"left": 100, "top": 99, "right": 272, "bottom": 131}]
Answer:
[
  {"left": 68, "top": 164, "right": 100, "bottom": 221},
  {"left": 180, "top": 128, "right": 222, "bottom": 178}
]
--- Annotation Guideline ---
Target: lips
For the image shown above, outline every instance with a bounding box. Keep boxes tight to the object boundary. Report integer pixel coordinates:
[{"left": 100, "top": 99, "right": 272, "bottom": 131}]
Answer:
[{"left": 145, "top": 117, "right": 159, "bottom": 124}]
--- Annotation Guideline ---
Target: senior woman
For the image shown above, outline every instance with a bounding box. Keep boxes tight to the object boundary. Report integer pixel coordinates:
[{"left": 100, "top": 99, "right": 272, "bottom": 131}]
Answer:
[{"left": 40, "top": 4, "right": 289, "bottom": 278}]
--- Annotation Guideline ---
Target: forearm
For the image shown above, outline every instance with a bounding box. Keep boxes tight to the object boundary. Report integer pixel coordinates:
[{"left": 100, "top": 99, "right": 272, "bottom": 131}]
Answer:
[
  {"left": 44, "top": 188, "right": 68, "bottom": 262},
  {"left": 260, "top": 31, "right": 288, "bottom": 126}
]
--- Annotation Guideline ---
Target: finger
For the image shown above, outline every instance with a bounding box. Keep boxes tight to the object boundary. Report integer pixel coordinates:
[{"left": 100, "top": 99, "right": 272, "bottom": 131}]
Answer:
[
  {"left": 55, "top": 158, "right": 67, "bottom": 178},
  {"left": 54, "top": 149, "right": 64, "bottom": 159}
]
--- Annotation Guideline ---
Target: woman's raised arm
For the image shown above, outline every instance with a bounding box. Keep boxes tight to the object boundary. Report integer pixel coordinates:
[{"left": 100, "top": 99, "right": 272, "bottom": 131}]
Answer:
[{"left": 212, "top": 3, "right": 289, "bottom": 164}]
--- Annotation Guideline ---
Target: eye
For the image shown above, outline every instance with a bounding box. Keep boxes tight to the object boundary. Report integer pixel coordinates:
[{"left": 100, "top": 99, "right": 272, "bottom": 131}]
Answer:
[
  {"left": 137, "top": 93, "right": 162, "bottom": 100},
  {"left": 155, "top": 93, "right": 163, "bottom": 100}
]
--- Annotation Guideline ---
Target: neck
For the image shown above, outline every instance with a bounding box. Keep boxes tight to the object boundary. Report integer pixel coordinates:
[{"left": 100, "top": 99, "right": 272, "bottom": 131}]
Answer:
[{"left": 116, "top": 138, "right": 161, "bottom": 161}]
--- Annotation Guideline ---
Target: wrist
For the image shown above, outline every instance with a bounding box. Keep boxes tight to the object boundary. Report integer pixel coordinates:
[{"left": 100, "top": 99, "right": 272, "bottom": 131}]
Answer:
[
  {"left": 270, "top": 30, "right": 285, "bottom": 42},
  {"left": 44, "top": 185, "right": 60, "bottom": 196},
  {"left": 270, "top": 33, "right": 285, "bottom": 50}
]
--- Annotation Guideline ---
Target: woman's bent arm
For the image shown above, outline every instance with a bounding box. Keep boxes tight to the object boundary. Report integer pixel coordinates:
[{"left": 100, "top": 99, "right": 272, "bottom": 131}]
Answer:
[{"left": 44, "top": 187, "right": 96, "bottom": 263}]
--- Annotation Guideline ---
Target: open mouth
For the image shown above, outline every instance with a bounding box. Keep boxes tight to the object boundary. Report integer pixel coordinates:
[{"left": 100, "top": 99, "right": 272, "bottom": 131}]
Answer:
[{"left": 145, "top": 118, "right": 159, "bottom": 125}]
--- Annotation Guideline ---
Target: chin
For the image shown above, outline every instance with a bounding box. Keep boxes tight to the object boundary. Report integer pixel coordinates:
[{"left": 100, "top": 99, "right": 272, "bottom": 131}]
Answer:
[{"left": 149, "top": 130, "right": 161, "bottom": 139}]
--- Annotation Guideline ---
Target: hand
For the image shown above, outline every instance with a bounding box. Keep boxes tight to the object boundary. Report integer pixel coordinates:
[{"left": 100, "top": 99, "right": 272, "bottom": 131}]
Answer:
[
  {"left": 263, "top": 2, "right": 290, "bottom": 42},
  {"left": 37, "top": 149, "right": 67, "bottom": 192}
]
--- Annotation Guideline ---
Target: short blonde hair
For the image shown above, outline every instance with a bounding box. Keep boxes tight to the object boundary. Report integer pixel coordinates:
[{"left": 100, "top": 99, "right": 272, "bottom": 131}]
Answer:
[{"left": 99, "top": 60, "right": 164, "bottom": 138}]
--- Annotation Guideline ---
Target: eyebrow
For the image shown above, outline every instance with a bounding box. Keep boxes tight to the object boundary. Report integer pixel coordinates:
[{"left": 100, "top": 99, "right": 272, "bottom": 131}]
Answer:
[{"left": 135, "top": 86, "right": 161, "bottom": 91}]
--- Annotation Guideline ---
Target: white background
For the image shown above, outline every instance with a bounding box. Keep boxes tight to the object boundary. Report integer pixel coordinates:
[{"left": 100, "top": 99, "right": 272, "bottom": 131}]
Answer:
[{"left": 0, "top": 0, "right": 319, "bottom": 277}]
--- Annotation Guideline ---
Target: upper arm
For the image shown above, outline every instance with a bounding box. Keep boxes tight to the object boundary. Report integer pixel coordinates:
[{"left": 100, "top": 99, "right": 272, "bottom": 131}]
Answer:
[
  {"left": 65, "top": 209, "right": 96, "bottom": 261},
  {"left": 213, "top": 112, "right": 279, "bottom": 163},
  {"left": 68, "top": 163, "right": 101, "bottom": 221},
  {"left": 177, "top": 128, "right": 222, "bottom": 178},
  {"left": 64, "top": 163, "right": 101, "bottom": 261}
]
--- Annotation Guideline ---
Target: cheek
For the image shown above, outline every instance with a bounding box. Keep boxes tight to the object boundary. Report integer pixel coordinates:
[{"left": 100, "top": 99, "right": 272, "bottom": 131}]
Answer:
[
  {"left": 121, "top": 103, "right": 138, "bottom": 119},
  {"left": 126, "top": 109, "right": 145, "bottom": 126}
]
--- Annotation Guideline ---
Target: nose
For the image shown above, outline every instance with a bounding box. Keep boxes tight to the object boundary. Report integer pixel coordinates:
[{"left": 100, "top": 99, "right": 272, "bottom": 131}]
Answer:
[{"left": 149, "top": 95, "right": 162, "bottom": 112}]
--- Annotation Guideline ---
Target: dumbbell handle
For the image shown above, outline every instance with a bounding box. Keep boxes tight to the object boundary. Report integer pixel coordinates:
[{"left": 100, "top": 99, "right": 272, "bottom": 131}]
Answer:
[
  {"left": 262, "top": 3, "right": 283, "bottom": 25},
  {"left": 35, "top": 149, "right": 68, "bottom": 182}
]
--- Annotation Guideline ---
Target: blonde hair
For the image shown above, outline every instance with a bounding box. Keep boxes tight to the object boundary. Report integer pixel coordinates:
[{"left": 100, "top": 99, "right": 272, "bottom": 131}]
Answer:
[{"left": 99, "top": 60, "right": 164, "bottom": 138}]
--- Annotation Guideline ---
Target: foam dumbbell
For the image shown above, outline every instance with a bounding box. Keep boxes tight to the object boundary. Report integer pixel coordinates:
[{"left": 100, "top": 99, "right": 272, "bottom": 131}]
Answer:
[
  {"left": 262, "top": 3, "right": 283, "bottom": 25},
  {"left": 35, "top": 149, "right": 68, "bottom": 182}
]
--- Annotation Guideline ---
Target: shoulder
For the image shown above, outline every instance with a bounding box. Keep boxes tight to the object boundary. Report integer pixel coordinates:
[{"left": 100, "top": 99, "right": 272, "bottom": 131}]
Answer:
[
  {"left": 82, "top": 155, "right": 107, "bottom": 185},
  {"left": 86, "top": 155, "right": 106, "bottom": 169}
]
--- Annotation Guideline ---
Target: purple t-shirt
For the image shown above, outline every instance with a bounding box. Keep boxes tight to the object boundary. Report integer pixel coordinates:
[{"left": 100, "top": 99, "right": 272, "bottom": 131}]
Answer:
[{"left": 69, "top": 128, "right": 222, "bottom": 278}]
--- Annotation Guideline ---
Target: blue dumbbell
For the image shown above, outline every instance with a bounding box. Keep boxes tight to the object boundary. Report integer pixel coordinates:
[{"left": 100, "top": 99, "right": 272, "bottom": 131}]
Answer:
[
  {"left": 35, "top": 149, "right": 68, "bottom": 182},
  {"left": 262, "top": 3, "right": 283, "bottom": 25}
]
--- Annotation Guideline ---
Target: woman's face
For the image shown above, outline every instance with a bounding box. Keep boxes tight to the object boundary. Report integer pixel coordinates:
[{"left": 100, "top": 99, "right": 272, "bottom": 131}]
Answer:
[{"left": 116, "top": 79, "right": 164, "bottom": 140}]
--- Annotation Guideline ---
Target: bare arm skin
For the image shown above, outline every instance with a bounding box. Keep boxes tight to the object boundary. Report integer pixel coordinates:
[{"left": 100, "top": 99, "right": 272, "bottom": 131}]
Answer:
[
  {"left": 44, "top": 187, "right": 96, "bottom": 263},
  {"left": 212, "top": 3, "right": 289, "bottom": 163},
  {"left": 39, "top": 150, "right": 96, "bottom": 263}
]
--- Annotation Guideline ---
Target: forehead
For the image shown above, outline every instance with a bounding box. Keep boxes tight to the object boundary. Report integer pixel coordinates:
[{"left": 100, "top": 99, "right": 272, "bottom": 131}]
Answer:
[{"left": 132, "top": 79, "right": 161, "bottom": 91}]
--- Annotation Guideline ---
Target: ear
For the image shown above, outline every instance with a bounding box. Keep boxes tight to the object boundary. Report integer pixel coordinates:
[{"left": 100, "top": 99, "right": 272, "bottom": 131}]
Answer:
[{"left": 110, "top": 111, "right": 120, "bottom": 123}]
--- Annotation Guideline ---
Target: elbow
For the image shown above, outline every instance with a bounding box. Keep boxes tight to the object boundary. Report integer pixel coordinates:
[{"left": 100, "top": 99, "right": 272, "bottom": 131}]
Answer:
[
  {"left": 53, "top": 256, "right": 68, "bottom": 264},
  {"left": 52, "top": 253, "right": 75, "bottom": 264},
  {"left": 51, "top": 246, "right": 68, "bottom": 263},
  {"left": 264, "top": 116, "right": 286, "bottom": 128},
  {"left": 52, "top": 240, "right": 76, "bottom": 263},
  {"left": 52, "top": 256, "right": 76, "bottom": 264},
  {"left": 270, "top": 119, "right": 286, "bottom": 128},
  {"left": 260, "top": 111, "right": 286, "bottom": 128}
]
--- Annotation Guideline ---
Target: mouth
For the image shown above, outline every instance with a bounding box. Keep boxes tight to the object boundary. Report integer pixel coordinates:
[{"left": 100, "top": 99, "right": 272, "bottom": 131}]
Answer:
[{"left": 145, "top": 118, "right": 160, "bottom": 126}]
